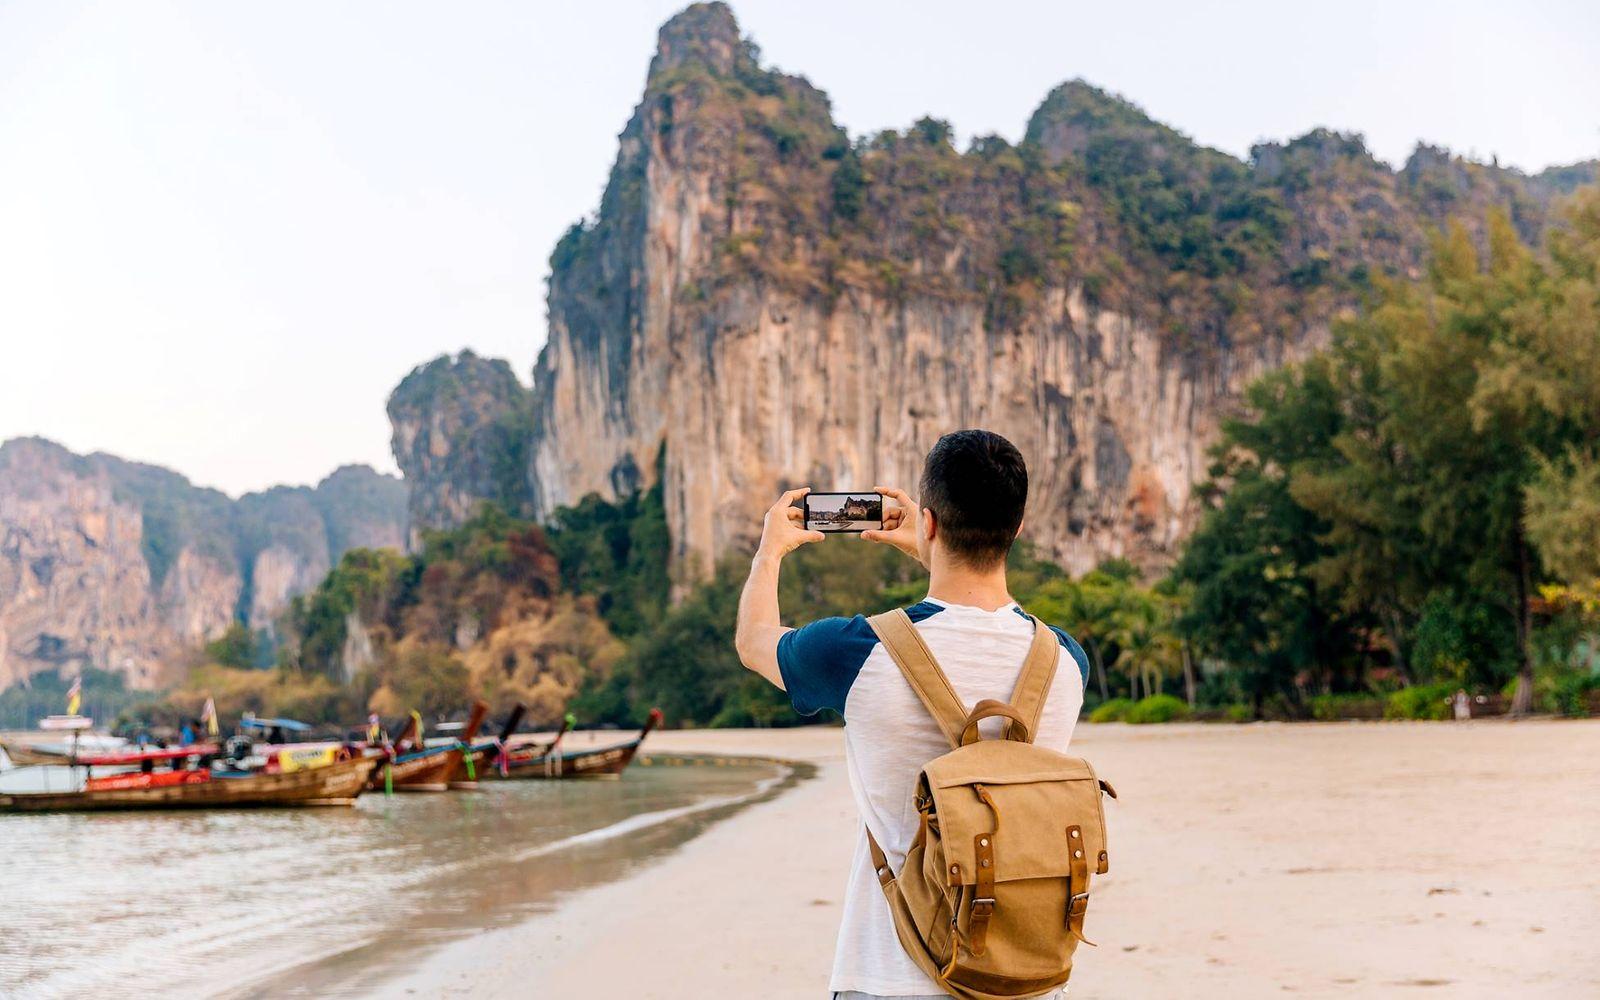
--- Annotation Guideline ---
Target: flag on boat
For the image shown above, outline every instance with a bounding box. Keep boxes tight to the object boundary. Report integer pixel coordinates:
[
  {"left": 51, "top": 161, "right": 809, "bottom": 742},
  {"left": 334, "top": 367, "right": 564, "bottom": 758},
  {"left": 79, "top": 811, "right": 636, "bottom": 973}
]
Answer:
[
  {"left": 367, "top": 713, "right": 381, "bottom": 743},
  {"left": 410, "top": 710, "right": 424, "bottom": 745},
  {"left": 66, "top": 676, "right": 81, "bottom": 716},
  {"left": 201, "top": 697, "right": 219, "bottom": 737}
]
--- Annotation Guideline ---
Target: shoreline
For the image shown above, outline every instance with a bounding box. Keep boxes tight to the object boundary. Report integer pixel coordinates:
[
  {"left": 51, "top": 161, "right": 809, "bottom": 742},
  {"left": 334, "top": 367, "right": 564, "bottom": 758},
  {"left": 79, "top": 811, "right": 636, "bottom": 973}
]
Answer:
[
  {"left": 343, "top": 728, "right": 853, "bottom": 998},
  {"left": 350, "top": 720, "right": 1599, "bottom": 999}
]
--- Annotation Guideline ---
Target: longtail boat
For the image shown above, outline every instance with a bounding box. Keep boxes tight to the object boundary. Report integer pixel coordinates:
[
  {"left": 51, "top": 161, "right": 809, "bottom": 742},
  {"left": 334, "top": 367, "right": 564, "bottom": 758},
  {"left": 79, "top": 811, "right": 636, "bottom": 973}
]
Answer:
[
  {"left": 492, "top": 709, "right": 660, "bottom": 780},
  {"left": 365, "top": 705, "right": 482, "bottom": 793},
  {"left": 442, "top": 701, "right": 491, "bottom": 789},
  {"left": 0, "top": 751, "right": 378, "bottom": 812},
  {"left": 488, "top": 706, "right": 565, "bottom": 774},
  {"left": 449, "top": 702, "right": 522, "bottom": 789}
]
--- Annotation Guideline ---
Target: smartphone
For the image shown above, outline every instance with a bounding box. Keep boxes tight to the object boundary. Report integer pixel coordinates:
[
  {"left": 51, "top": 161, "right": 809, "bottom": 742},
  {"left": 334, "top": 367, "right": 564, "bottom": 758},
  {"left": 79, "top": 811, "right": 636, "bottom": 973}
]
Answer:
[{"left": 803, "top": 491, "right": 885, "bottom": 533}]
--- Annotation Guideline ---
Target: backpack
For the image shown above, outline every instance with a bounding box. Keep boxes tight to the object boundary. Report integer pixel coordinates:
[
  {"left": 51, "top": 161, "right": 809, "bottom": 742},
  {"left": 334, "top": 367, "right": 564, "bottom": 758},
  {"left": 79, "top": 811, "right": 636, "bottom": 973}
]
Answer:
[{"left": 863, "top": 608, "right": 1117, "bottom": 999}]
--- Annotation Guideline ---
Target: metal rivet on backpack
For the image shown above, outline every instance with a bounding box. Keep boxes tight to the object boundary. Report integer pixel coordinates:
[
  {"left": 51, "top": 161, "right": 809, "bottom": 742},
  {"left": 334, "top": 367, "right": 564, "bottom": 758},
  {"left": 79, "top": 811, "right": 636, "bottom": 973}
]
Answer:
[
  {"left": 950, "top": 864, "right": 960, "bottom": 874},
  {"left": 1074, "top": 849, "right": 1083, "bottom": 858},
  {"left": 981, "top": 858, "right": 991, "bottom": 868},
  {"left": 1069, "top": 829, "right": 1079, "bottom": 838},
  {"left": 980, "top": 838, "right": 988, "bottom": 847}
]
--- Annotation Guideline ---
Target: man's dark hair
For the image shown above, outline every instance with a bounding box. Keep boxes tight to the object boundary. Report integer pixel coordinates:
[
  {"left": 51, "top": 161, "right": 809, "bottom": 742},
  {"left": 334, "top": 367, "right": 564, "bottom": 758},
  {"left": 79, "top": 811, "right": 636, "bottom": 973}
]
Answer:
[{"left": 918, "top": 429, "right": 1028, "bottom": 568}]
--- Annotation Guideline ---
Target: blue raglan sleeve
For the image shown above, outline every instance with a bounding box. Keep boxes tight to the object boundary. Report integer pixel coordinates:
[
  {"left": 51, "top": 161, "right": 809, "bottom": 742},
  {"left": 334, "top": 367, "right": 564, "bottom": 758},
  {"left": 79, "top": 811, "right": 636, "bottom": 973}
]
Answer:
[
  {"left": 776, "top": 615, "right": 879, "bottom": 716},
  {"left": 1012, "top": 606, "right": 1093, "bottom": 688},
  {"left": 1047, "top": 625, "right": 1093, "bottom": 688}
]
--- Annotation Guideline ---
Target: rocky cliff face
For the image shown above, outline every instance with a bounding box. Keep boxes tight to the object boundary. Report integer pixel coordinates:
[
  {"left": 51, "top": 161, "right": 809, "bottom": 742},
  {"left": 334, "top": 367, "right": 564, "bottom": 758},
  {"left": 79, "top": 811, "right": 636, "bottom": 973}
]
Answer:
[
  {"left": 403, "top": 3, "right": 1596, "bottom": 581},
  {"left": 387, "top": 350, "right": 534, "bottom": 541},
  {"left": 0, "top": 438, "right": 407, "bottom": 690}
]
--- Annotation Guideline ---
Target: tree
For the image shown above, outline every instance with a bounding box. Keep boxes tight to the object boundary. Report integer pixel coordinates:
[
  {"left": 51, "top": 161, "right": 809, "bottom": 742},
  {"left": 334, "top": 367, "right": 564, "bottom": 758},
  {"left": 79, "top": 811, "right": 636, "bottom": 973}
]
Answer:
[
  {"left": 1182, "top": 188, "right": 1600, "bottom": 714},
  {"left": 1295, "top": 202, "right": 1600, "bottom": 712},
  {"left": 1173, "top": 362, "right": 1360, "bottom": 713},
  {"left": 1527, "top": 449, "right": 1600, "bottom": 588},
  {"left": 205, "top": 623, "right": 259, "bottom": 669}
]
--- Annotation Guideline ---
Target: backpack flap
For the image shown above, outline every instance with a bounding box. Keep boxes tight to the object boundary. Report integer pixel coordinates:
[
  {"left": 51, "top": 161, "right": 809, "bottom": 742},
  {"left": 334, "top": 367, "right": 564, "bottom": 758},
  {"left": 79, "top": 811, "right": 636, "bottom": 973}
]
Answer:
[{"left": 923, "top": 741, "right": 1108, "bottom": 888}]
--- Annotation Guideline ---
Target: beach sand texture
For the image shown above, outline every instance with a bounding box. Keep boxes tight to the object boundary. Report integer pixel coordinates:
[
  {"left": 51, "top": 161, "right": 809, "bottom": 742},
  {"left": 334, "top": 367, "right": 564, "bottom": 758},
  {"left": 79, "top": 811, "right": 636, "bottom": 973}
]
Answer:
[{"left": 375, "top": 721, "right": 1599, "bottom": 999}]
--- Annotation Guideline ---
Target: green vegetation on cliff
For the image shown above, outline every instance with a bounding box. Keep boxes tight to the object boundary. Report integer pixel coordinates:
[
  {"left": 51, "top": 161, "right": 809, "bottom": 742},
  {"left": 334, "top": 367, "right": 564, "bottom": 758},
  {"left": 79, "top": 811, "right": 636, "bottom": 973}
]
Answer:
[{"left": 558, "top": 2, "right": 1589, "bottom": 365}]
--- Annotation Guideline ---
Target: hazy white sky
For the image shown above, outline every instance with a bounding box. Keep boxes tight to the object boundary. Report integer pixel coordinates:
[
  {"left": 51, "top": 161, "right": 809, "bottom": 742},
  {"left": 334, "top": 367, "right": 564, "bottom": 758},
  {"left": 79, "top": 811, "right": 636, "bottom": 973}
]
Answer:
[{"left": 1, "top": 1, "right": 1595, "bottom": 496}]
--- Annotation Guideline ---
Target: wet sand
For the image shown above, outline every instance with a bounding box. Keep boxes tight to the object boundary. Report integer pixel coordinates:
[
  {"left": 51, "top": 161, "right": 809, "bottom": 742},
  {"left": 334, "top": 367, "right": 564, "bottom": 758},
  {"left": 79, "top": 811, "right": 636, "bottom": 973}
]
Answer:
[{"left": 370, "top": 721, "right": 1600, "bottom": 999}]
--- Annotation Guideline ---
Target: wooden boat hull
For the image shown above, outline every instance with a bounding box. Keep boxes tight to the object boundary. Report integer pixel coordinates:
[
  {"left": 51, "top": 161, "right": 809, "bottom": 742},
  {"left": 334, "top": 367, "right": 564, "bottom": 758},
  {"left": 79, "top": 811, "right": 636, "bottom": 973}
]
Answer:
[
  {"left": 488, "top": 709, "right": 660, "bottom": 781},
  {"left": 0, "top": 755, "right": 380, "bottom": 813},
  {"left": 447, "top": 747, "right": 491, "bottom": 789},
  {"left": 495, "top": 725, "right": 655, "bottom": 780},
  {"left": 368, "top": 746, "right": 460, "bottom": 792}
]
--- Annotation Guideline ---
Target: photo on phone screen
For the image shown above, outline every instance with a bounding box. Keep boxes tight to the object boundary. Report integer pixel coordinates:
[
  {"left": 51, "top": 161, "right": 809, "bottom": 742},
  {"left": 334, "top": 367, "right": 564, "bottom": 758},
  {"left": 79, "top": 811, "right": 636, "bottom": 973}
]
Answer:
[{"left": 804, "top": 492, "right": 884, "bottom": 533}]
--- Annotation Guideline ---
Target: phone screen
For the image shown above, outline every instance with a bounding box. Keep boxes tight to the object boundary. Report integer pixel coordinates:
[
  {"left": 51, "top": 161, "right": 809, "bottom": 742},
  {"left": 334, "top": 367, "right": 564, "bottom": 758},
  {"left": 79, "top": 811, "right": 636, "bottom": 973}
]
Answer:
[{"left": 803, "top": 492, "right": 885, "bottom": 533}]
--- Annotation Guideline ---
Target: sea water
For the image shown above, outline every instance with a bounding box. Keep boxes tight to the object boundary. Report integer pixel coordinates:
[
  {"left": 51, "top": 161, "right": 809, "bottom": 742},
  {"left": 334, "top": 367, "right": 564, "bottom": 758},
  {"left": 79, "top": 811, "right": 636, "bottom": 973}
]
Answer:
[{"left": 0, "top": 751, "right": 793, "bottom": 998}]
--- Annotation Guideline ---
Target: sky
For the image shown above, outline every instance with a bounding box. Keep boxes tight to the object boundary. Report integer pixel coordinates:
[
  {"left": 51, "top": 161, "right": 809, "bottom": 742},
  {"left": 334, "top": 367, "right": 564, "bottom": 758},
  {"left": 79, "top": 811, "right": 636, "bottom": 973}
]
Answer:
[{"left": 0, "top": 1, "right": 1595, "bottom": 497}]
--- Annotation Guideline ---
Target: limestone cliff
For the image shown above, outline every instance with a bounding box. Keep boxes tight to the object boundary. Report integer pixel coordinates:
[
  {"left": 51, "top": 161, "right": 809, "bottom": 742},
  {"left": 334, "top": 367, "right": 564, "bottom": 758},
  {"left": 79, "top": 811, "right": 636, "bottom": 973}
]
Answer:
[
  {"left": 0, "top": 439, "right": 406, "bottom": 690},
  {"left": 388, "top": 350, "right": 534, "bottom": 541},
  {"left": 409, "top": 3, "right": 1597, "bottom": 581}
]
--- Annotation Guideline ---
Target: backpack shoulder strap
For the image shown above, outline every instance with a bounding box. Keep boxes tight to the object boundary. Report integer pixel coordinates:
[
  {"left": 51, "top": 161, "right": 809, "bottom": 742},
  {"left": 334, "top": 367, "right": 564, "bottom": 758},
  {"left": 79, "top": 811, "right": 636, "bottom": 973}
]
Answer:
[
  {"left": 1004, "top": 615, "right": 1061, "bottom": 743},
  {"left": 867, "top": 608, "right": 968, "bottom": 750}
]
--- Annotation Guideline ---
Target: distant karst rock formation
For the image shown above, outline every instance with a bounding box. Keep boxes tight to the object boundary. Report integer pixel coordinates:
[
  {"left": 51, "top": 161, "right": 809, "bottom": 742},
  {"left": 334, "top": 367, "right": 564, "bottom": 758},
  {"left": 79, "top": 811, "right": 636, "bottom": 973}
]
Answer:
[
  {"left": 0, "top": 438, "right": 407, "bottom": 690},
  {"left": 388, "top": 350, "right": 535, "bottom": 541},
  {"left": 393, "top": 2, "right": 1597, "bottom": 581}
]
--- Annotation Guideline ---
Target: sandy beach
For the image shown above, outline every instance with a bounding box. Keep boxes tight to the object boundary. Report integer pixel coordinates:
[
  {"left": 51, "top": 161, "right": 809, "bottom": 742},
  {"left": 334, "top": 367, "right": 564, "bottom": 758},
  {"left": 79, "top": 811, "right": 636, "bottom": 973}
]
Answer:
[{"left": 371, "top": 721, "right": 1600, "bottom": 999}]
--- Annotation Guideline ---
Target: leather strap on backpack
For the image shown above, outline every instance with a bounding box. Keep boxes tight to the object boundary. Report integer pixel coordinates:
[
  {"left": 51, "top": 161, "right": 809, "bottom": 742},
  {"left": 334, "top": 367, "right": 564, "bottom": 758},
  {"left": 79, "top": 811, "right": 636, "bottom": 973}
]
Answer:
[
  {"left": 1004, "top": 616, "right": 1060, "bottom": 743},
  {"left": 1066, "top": 823, "right": 1094, "bottom": 945},
  {"left": 867, "top": 609, "right": 970, "bottom": 750}
]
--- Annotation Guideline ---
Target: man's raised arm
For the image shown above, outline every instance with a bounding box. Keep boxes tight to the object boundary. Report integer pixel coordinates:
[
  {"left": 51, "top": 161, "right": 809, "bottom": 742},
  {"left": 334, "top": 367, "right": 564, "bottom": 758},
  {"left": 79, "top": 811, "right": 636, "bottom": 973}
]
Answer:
[{"left": 735, "top": 487, "right": 823, "bottom": 687}]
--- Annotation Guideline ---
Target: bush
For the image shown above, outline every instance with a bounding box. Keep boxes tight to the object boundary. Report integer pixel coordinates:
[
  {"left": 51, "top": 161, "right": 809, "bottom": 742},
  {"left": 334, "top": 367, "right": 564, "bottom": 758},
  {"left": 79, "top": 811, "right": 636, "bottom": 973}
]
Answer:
[
  {"left": 1552, "top": 673, "right": 1599, "bottom": 718},
  {"left": 1225, "top": 703, "right": 1254, "bottom": 723},
  {"left": 1309, "top": 693, "right": 1386, "bottom": 721},
  {"left": 1088, "top": 698, "right": 1135, "bottom": 723},
  {"left": 1124, "top": 694, "right": 1191, "bottom": 724},
  {"left": 1383, "top": 683, "right": 1456, "bottom": 720}
]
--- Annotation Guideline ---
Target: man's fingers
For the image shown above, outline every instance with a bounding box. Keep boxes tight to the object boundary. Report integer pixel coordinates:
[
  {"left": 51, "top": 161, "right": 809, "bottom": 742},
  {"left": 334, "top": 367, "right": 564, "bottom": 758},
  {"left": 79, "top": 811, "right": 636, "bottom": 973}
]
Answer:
[
  {"left": 773, "top": 486, "right": 811, "bottom": 511},
  {"left": 804, "top": 530, "right": 826, "bottom": 544},
  {"left": 785, "top": 507, "right": 805, "bottom": 523},
  {"left": 873, "top": 486, "right": 916, "bottom": 509}
]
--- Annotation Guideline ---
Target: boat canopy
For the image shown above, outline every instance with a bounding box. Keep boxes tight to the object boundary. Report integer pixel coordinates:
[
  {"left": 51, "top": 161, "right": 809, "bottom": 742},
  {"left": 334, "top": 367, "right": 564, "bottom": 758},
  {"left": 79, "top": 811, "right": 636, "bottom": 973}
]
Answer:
[
  {"left": 241, "top": 717, "right": 312, "bottom": 732},
  {"left": 76, "top": 744, "right": 222, "bottom": 766}
]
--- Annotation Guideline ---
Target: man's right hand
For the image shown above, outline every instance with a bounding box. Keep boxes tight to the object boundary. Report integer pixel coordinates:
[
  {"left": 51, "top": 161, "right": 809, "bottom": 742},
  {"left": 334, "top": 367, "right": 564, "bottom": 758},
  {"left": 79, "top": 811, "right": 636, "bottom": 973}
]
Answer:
[
  {"left": 756, "top": 487, "right": 825, "bottom": 560},
  {"left": 864, "top": 486, "right": 924, "bottom": 567}
]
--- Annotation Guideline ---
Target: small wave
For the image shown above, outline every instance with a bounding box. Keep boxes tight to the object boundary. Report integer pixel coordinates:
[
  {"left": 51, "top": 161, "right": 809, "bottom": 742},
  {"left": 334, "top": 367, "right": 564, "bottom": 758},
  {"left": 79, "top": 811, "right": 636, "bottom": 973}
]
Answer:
[{"left": 508, "top": 766, "right": 790, "bottom": 863}]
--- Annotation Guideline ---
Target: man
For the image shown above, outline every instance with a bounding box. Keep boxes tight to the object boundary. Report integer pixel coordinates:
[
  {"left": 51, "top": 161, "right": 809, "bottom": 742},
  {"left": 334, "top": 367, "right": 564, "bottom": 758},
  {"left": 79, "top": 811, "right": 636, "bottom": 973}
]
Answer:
[{"left": 736, "top": 429, "right": 1091, "bottom": 999}]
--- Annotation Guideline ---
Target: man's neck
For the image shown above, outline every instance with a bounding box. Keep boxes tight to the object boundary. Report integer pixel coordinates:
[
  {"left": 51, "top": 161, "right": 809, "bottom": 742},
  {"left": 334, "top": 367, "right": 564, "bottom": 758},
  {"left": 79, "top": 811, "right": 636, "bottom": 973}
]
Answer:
[{"left": 926, "top": 557, "right": 1013, "bottom": 612}]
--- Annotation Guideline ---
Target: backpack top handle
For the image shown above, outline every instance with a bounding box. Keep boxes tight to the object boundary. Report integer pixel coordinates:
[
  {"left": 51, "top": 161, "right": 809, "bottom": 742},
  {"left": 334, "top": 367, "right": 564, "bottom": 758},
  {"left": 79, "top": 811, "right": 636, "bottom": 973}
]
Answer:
[{"left": 959, "top": 699, "right": 1033, "bottom": 745}]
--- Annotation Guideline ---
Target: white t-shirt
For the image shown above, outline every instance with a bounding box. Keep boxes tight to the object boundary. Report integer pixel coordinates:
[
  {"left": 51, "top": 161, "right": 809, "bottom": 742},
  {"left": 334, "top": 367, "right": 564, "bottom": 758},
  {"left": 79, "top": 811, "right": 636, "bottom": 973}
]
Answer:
[{"left": 778, "top": 597, "right": 1089, "bottom": 996}]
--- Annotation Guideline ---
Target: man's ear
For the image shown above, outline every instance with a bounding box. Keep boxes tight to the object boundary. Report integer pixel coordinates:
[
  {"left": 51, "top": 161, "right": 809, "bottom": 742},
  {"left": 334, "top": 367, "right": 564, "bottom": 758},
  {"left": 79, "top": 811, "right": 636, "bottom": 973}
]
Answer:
[
  {"left": 921, "top": 507, "right": 937, "bottom": 542},
  {"left": 1014, "top": 519, "right": 1025, "bottom": 539}
]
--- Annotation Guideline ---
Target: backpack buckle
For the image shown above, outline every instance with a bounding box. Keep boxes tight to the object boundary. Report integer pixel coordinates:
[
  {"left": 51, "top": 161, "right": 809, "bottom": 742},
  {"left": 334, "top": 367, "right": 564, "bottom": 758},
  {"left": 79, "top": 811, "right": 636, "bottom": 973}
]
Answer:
[
  {"left": 1069, "top": 890, "right": 1089, "bottom": 915},
  {"left": 971, "top": 896, "right": 996, "bottom": 916}
]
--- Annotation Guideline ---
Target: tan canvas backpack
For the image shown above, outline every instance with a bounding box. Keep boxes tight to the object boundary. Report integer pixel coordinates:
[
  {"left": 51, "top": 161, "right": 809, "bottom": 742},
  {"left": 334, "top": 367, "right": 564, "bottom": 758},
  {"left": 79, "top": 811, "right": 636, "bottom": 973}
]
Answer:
[{"left": 864, "top": 608, "right": 1117, "bottom": 999}]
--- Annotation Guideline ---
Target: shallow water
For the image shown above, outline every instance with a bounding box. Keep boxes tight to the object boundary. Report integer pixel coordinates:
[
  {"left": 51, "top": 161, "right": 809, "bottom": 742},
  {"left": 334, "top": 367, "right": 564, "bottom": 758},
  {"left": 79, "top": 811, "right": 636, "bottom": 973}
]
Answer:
[{"left": 0, "top": 753, "right": 792, "bottom": 999}]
